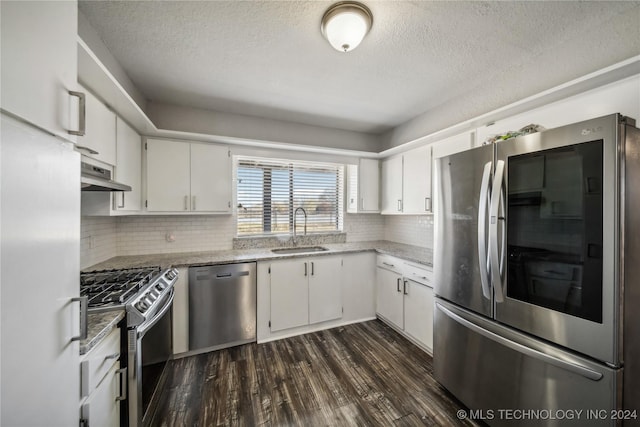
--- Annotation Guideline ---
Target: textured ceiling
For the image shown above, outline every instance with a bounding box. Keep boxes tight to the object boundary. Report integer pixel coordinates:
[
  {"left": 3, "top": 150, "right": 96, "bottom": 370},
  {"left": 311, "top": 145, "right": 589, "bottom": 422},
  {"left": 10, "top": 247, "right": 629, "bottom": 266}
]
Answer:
[{"left": 79, "top": 1, "right": 640, "bottom": 135}]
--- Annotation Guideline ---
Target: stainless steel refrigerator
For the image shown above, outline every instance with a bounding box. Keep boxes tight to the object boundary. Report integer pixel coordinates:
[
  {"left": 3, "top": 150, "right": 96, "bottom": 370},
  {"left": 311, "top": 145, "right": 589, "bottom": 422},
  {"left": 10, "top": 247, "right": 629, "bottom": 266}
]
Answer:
[{"left": 433, "top": 113, "right": 640, "bottom": 426}]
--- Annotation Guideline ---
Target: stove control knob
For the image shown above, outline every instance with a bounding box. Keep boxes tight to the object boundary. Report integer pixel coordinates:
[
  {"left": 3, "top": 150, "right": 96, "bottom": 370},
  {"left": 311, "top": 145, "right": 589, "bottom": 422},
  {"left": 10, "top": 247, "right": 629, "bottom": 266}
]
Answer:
[
  {"left": 155, "top": 283, "right": 165, "bottom": 292},
  {"left": 165, "top": 270, "right": 177, "bottom": 280},
  {"left": 135, "top": 300, "right": 148, "bottom": 312}
]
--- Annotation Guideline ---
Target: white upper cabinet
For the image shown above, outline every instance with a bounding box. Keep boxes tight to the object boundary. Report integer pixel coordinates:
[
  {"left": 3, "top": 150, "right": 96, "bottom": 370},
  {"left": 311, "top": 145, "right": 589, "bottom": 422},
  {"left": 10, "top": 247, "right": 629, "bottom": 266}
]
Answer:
[
  {"left": 347, "top": 158, "right": 380, "bottom": 213},
  {"left": 76, "top": 87, "right": 117, "bottom": 166},
  {"left": 146, "top": 139, "right": 231, "bottom": 213},
  {"left": 114, "top": 117, "right": 142, "bottom": 211},
  {"left": 0, "top": 1, "right": 80, "bottom": 142},
  {"left": 190, "top": 143, "right": 231, "bottom": 212},
  {"left": 381, "top": 155, "right": 403, "bottom": 214},
  {"left": 381, "top": 146, "right": 432, "bottom": 215},
  {"left": 402, "top": 146, "right": 432, "bottom": 214},
  {"left": 81, "top": 116, "right": 142, "bottom": 216},
  {"left": 146, "top": 139, "right": 191, "bottom": 212}
]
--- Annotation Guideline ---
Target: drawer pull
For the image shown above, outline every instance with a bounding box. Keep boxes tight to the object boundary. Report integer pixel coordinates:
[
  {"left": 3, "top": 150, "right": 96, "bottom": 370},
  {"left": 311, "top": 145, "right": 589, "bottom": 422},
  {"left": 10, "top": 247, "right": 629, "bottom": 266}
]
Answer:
[
  {"left": 104, "top": 353, "right": 119, "bottom": 361},
  {"left": 116, "top": 367, "right": 127, "bottom": 401}
]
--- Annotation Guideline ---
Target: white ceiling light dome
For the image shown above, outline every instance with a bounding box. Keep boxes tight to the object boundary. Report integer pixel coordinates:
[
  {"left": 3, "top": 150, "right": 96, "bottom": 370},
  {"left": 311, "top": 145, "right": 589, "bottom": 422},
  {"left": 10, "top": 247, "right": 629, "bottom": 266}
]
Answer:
[{"left": 321, "top": 2, "right": 373, "bottom": 53}]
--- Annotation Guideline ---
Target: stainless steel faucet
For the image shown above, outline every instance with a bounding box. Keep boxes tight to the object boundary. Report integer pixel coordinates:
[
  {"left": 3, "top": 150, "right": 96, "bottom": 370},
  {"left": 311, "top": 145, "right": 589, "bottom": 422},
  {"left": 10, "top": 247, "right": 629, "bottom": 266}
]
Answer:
[{"left": 292, "top": 207, "right": 307, "bottom": 245}]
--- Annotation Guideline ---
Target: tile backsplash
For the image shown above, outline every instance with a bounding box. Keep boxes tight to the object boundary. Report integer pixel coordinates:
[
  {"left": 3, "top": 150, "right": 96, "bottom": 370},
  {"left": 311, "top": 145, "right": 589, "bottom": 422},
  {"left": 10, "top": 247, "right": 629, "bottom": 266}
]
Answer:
[
  {"left": 81, "top": 217, "right": 117, "bottom": 269},
  {"left": 384, "top": 215, "right": 433, "bottom": 249},
  {"left": 80, "top": 212, "right": 387, "bottom": 268},
  {"left": 80, "top": 212, "right": 432, "bottom": 268}
]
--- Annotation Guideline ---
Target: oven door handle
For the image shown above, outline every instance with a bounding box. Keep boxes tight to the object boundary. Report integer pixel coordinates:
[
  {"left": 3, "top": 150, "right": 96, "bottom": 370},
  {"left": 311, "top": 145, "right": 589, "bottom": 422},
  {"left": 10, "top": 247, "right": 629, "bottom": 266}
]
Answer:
[{"left": 137, "top": 289, "right": 174, "bottom": 339}]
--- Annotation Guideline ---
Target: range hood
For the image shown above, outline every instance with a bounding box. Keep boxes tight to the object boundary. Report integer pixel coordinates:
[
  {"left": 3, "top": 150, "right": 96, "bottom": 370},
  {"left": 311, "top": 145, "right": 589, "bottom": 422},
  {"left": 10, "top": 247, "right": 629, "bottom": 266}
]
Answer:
[{"left": 81, "top": 162, "right": 132, "bottom": 192}]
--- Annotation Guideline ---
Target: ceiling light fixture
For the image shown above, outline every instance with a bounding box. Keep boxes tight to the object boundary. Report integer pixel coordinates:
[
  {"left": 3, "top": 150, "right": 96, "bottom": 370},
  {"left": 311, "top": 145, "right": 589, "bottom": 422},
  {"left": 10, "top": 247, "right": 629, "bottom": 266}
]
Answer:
[{"left": 321, "top": 1, "right": 373, "bottom": 53}]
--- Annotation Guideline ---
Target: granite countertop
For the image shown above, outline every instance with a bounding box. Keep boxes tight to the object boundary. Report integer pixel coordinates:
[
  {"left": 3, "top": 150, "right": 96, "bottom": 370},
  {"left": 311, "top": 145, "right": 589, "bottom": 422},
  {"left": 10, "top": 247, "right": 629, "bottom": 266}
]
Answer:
[
  {"left": 84, "top": 240, "right": 433, "bottom": 272},
  {"left": 80, "top": 310, "right": 125, "bottom": 355},
  {"left": 80, "top": 241, "right": 430, "bottom": 354}
]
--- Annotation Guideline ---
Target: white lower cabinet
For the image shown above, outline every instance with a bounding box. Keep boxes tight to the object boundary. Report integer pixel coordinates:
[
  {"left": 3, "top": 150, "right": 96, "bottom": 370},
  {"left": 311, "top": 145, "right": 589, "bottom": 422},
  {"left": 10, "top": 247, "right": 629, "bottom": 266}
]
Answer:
[
  {"left": 80, "top": 328, "right": 124, "bottom": 427},
  {"left": 375, "top": 266, "right": 404, "bottom": 328},
  {"left": 403, "top": 278, "right": 434, "bottom": 350},
  {"left": 341, "top": 252, "right": 376, "bottom": 322},
  {"left": 376, "top": 255, "right": 434, "bottom": 352},
  {"left": 269, "top": 256, "right": 342, "bottom": 332},
  {"left": 270, "top": 258, "right": 310, "bottom": 332}
]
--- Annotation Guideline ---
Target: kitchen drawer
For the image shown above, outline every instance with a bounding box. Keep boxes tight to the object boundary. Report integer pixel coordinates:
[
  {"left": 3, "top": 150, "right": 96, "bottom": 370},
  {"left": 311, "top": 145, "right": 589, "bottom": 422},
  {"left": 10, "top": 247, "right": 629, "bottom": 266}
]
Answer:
[
  {"left": 80, "top": 328, "right": 120, "bottom": 398},
  {"left": 403, "top": 261, "right": 433, "bottom": 288},
  {"left": 376, "top": 255, "right": 402, "bottom": 274}
]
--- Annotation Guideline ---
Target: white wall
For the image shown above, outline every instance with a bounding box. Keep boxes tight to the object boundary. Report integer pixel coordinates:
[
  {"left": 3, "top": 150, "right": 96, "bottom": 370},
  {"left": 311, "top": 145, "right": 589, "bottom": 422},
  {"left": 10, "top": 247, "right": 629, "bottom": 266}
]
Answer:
[
  {"left": 147, "top": 102, "right": 382, "bottom": 153},
  {"left": 78, "top": 10, "right": 147, "bottom": 111},
  {"left": 380, "top": 61, "right": 640, "bottom": 152}
]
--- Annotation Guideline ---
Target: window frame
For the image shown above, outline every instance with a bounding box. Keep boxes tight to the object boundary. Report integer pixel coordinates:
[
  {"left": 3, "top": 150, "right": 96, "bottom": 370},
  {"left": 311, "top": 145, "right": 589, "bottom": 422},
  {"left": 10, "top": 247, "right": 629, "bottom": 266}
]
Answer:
[{"left": 235, "top": 156, "right": 344, "bottom": 237}]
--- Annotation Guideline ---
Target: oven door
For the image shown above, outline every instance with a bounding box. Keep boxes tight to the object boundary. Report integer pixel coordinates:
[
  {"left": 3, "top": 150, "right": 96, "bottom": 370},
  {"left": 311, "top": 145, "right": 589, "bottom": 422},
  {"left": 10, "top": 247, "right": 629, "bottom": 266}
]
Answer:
[
  {"left": 491, "top": 114, "right": 620, "bottom": 366},
  {"left": 128, "top": 290, "right": 174, "bottom": 427}
]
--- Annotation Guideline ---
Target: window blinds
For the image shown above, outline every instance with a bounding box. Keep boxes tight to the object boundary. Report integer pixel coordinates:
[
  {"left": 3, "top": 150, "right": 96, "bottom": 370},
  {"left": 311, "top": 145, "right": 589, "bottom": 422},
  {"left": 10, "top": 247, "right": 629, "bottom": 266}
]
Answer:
[{"left": 237, "top": 157, "right": 344, "bottom": 236}]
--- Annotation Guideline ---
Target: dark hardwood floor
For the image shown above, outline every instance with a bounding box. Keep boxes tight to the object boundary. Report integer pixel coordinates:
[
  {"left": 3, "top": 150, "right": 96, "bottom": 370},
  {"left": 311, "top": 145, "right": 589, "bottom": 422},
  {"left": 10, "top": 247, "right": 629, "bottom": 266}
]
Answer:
[{"left": 150, "top": 320, "right": 478, "bottom": 427}]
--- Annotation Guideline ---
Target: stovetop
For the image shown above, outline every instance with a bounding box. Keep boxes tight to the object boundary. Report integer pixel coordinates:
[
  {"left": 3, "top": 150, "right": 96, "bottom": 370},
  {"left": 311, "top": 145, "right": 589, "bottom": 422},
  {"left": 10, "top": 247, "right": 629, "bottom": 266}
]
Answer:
[{"left": 80, "top": 266, "right": 162, "bottom": 309}]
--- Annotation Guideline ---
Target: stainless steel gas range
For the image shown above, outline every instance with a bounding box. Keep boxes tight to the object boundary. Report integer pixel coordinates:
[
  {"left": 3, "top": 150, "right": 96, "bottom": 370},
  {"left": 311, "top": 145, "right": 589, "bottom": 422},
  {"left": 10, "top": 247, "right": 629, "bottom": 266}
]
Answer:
[{"left": 80, "top": 266, "right": 178, "bottom": 427}]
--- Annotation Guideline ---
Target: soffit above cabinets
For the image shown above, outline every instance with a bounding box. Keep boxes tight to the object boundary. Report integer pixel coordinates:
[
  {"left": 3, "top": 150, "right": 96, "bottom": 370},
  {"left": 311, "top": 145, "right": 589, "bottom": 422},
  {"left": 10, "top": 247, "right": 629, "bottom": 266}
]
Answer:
[{"left": 78, "top": 1, "right": 640, "bottom": 136}]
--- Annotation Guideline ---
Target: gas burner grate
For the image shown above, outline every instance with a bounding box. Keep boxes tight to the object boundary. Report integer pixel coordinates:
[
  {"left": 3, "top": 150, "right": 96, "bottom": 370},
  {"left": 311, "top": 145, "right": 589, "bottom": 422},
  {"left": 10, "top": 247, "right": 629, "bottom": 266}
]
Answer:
[{"left": 81, "top": 266, "right": 161, "bottom": 308}]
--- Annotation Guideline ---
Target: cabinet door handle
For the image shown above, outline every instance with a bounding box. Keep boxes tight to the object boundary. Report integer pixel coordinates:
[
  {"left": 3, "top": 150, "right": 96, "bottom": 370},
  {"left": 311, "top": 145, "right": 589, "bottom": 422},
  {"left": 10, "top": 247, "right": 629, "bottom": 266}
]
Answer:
[
  {"left": 398, "top": 199, "right": 402, "bottom": 212},
  {"left": 304, "top": 262, "right": 308, "bottom": 276},
  {"left": 425, "top": 197, "right": 432, "bottom": 212},
  {"left": 76, "top": 145, "right": 99, "bottom": 155},
  {"left": 116, "top": 367, "right": 127, "bottom": 401},
  {"left": 184, "top": 195, "right": 189, "bottom": 211},
  {"left": 68, "top": 91, "right": 86, "bottom": 136},
  {"left": 403, "top": 280, "right": 409, "bottom": 295},
  {"left": 397, "top": 278, "right": 402, "bottom": 293},
  {"left": 360, "top": 197, "right": 364, "bottom": 210},
  {"left": 105, "top": 353, "right": 119, "bottom": 361},
  {"left": 382, "top": 262, "right": 395, "bottom": 268},
  {"left": 311, "top": 262, "right": 314, "bottom": 276},
  {"left": 192, "top": 195, "right": 196, "bottom": 211},
  {"left": 70, "top": 296, "right": 88, "bottom": 342},
  {"left": 117, "top": 192, "right": 125, "bottom": 209}
]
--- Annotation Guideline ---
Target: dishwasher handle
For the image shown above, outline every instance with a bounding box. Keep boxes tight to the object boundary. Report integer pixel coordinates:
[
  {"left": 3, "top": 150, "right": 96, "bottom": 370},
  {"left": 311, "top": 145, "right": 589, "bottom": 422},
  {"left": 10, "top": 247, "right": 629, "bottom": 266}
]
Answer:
[{"left": 215, "top": 271, "right": 250, "bottom": 279}]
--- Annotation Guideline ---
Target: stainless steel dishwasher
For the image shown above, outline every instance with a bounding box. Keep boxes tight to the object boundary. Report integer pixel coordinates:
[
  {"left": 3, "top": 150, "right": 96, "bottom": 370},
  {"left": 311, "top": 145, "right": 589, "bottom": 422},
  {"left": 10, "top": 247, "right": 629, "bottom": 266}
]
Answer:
[{"left": 188, "top": 262, "right": 256, "bottom": 353}]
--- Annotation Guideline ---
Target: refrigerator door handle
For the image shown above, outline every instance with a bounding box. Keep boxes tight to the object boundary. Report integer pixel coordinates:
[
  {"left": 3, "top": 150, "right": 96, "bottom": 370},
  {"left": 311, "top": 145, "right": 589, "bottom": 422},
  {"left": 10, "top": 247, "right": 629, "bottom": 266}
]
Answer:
[
  {"left": 436, "top": 302, "right": 604, "bottom": 381},
  {"left": 489, "top": 160, "right": 506, "bottom": 303},
  {"left": 477, "top": 161, "right": 492, "bottom": 300}
]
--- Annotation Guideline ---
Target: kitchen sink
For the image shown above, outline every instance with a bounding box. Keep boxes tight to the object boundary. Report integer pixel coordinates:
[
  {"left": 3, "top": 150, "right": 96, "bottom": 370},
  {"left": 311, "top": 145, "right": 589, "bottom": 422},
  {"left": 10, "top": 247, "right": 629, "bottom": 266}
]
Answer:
[{"left": 271, "top": 246, "right": 329, "bottom": 255}]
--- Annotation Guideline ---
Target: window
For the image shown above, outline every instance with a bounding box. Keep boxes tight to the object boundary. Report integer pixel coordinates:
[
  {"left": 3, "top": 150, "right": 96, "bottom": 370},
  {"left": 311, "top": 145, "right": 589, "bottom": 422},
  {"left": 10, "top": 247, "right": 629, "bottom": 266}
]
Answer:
[{"left": 236, "top": 157, "right": 344, "bottom": 236}]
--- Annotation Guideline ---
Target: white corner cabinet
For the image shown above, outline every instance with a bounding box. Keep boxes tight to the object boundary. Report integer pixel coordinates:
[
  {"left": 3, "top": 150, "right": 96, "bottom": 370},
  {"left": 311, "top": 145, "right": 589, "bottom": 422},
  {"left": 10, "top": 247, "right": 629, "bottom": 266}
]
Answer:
[
  {"left": 347, "top": 158, "right": 380, "bottom": 213},
  {"left": 79, "top": 328, "right": 124, "bottom": 427},
  {"left": 375, "top": 254, "right": 434, "bottom": 352},
  {"left": 381, "top": 145, "right": 432, "bottom": 215},
  {"left": 145, "top": 138, "right": 231, "bottom": 213},
  {"left": 82, "top": 117, "right": 143, "bottom": 216}
]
